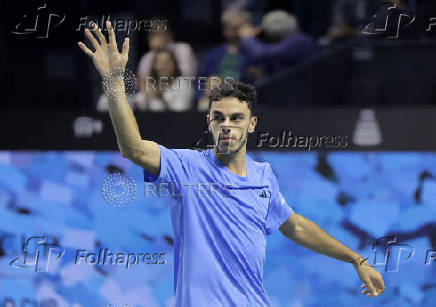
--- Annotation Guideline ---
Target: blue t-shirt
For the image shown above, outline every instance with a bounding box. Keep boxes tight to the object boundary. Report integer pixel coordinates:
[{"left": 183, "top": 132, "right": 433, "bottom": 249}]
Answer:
[{"left": 143, "top": 145, "right": 294, "bottom": 307}]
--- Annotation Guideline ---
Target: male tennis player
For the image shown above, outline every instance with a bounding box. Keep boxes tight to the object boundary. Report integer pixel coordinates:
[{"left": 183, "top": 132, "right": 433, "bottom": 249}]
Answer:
[{"left": 78, "top": 21, "right": 385, "bottom": 306}]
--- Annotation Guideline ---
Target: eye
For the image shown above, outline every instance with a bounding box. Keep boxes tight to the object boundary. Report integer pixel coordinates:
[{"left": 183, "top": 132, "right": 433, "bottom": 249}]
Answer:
[
  {"left": 231, "top": 114, "right": 244, "bottom": 121},
  {"left": 213, "top": 115, "right": 224, "bottom": 121}
]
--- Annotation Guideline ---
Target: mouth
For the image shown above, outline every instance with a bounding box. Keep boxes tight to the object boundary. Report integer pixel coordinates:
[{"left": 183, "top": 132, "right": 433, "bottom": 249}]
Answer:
[{"left": 219, "top": 136, "right": 235, "bottom": 141}]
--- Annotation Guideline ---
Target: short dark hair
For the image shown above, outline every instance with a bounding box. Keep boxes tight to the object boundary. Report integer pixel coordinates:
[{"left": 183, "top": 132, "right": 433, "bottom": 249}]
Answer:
[{"left": 208, "top": 80, "right": 257, "bottom": 114}]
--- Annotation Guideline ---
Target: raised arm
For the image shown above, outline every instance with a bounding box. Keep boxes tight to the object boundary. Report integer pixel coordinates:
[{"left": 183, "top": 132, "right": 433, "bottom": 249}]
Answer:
[
  {"left": 78, "top": 21, "right": 160, "bottom": 175},
  {"left": 279, "top": 213, "right": 386, "bottom": 298}
]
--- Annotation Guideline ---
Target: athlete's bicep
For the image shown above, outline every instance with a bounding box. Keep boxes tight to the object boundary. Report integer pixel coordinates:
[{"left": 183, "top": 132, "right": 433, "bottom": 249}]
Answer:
[
  {"left": 127, "top": 140, "right": 161, "bottom": 176},
  {"left": 279, "top": 212, "right": 302, "bottom": 239}
]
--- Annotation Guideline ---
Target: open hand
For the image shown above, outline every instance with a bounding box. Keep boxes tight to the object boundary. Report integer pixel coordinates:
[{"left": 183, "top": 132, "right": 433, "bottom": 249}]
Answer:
[{"left": 77, "top": 20, "right": 130, "bottom": 78}]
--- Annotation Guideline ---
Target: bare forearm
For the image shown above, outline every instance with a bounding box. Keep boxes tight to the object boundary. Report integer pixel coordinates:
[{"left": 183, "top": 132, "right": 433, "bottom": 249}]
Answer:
[
  {"left": 78, "top": 21, "right": 160, "bottom": 173},
  {"left": 280, "top": 214, "right": 386, "bottom": 297},
  {"left": 103, "top": 74, "right": 142, "bottom": 156},
  {"left": 290, "top": 215, "right": 362, "bottom": 265}
]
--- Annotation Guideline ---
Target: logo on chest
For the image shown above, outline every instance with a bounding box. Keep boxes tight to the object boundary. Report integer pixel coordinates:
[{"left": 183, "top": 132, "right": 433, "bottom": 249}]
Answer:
[{"left": 259, "top": 189, "right": 271, "bottom": 199}]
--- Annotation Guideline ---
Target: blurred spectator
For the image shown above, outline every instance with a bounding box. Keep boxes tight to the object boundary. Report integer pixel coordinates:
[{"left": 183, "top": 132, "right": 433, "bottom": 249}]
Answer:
[
  {"left": 97, "top": 49, "right": 193, "bottom": 112},
  {"left": 198, "top": 10, "right": 252, "bottom": 81},
  {"left": 196, "top": 10, "right": 252, "bottom": 108},
  {"left": 238, "top": 10, "right": 318, "bottom": 83},
  {"left": 222, "top": 0, "right": 248, "bottom": 14},
  {"left": 136, "top": 18, "right": 197, "bottom": 94},
  {"left": 139, "top": 49, "right": 193, "bottom": 112}
]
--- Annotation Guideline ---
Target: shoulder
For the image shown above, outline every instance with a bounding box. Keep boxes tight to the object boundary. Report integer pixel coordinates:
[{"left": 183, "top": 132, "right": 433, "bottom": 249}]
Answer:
[
  {"left": 159, "top": 144, "right": 203, "bottom": 159},
  {"left": 137, "top": 52, "right": 153, "bottom": 73},
  {"left": 171, "top": 42, "right": 194, "bottom": 54},
  {"left": 249, "top": 156, "right": 282, "bottom": 188},
  {"left": 138, "top": 51, "right": 153, "bottom": 63},
  {"left": 157, "top": 145, "right": 206, "bottom": 178},
  {"left": 248, "top": 156, "right": 273, "bottom": 179}
]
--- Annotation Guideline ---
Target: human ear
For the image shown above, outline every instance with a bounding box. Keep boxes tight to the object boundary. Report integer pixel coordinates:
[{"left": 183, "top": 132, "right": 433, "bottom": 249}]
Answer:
[{"left": 248, "top": 116, "right": 257, "bottom": 133}]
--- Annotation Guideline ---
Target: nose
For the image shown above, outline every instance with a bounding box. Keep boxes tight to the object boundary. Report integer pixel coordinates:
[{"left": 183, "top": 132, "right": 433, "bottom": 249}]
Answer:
[
  {"left": 218, "top": 118, "right": 231, "bottom": 133},
  {"left": 221, "top": 127, "right": 231, "bottom": 135}
]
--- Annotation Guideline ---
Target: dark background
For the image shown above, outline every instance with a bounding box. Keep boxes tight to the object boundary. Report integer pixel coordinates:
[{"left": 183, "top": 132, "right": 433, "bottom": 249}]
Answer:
[
  {"left": 1, "top": 0, "right": 436, "bottom": 109},
  {"left": 1, "top": 0, "right": 436, "bottom": 150}
]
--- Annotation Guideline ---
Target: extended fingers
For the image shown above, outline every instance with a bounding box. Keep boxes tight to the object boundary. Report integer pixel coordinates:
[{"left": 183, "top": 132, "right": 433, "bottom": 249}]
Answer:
[
  {"left": 122, "top": 37, "right": 130, "bottom": 58},
  {"left": 77, "top": 41, "right": 93, "bottom": 56},
  {"left": 84, "top": 27, "right": 100, "bottom": 51},
  {"left": 91, "top": 23, "right": 107, "bottom": 45},
  {"left": 107, "top": 20, "right": 117, "bottom": 48}
]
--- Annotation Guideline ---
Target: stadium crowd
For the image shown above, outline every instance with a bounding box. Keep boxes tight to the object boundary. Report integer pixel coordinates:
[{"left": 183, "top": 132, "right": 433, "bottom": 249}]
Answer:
[{"left": 94, "top": 0, "right": 420, "bottom": 112}]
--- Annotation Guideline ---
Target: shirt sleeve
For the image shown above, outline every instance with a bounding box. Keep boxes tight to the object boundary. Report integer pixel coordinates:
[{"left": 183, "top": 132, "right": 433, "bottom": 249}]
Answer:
[
  {"left": 265, "top": 164, "right": 294, "bottom": 235},
  {"left": 143, "top": 144, "right": 192, "bottom": 184}
]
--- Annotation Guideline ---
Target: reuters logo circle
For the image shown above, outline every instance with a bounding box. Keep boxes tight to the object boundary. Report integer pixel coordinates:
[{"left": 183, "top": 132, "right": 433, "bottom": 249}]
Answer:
[{"left": 102, "top": 173, "right": 136, "bottom": 207}]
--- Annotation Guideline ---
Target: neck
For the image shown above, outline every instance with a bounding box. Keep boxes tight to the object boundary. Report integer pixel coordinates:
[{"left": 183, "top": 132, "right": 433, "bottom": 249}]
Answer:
[{"left": 214, "top": 146, "right": 247, "bottom": 177}]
